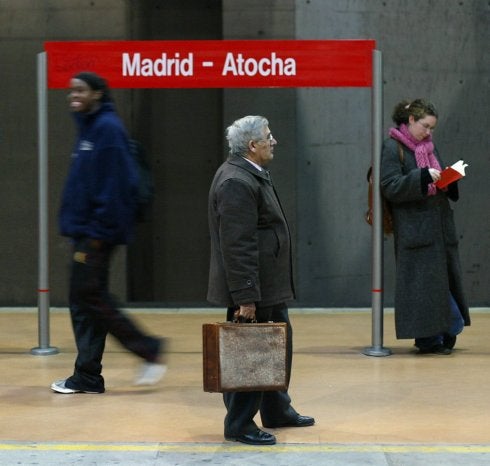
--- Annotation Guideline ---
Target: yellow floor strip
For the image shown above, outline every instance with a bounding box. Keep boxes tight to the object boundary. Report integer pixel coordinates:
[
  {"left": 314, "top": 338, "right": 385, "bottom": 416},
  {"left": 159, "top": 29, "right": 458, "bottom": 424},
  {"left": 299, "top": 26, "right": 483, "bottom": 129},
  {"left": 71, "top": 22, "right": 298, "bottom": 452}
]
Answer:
[{"left": 1, "top": 443, "right": 490, "bottom": 454}]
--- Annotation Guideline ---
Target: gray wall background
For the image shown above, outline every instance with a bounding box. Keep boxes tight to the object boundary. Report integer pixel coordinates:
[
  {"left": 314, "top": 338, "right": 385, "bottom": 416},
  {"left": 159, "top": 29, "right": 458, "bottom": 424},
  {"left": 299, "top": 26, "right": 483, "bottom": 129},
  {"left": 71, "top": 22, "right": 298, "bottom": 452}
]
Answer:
[{"left": 0, "top": 0, "right": 488, "bottom": 308}]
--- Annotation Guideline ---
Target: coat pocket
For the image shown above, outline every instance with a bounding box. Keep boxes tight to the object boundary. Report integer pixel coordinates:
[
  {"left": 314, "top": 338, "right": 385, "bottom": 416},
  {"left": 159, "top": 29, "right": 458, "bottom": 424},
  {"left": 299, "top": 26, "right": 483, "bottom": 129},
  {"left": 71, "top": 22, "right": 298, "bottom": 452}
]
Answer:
[
  {"left": 443, "top": 208, "right": 459, "bottom": 246},
  {"left": 258, "top": 228, "right": 280, "bottom": 258},
  {"left": 398, "top": 210, "right": 435, "bottom": 249}
]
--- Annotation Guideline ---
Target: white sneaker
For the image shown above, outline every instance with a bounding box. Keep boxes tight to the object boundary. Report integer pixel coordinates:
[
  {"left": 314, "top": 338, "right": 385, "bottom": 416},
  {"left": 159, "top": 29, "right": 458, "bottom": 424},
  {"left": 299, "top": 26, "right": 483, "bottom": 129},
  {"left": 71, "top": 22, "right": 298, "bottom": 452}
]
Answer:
[
  {"left": 134, "top": 363, "right": 167, "bottom": 386},
  {"left": 50, "top": 379, "right": 104, "bottom": 394}
]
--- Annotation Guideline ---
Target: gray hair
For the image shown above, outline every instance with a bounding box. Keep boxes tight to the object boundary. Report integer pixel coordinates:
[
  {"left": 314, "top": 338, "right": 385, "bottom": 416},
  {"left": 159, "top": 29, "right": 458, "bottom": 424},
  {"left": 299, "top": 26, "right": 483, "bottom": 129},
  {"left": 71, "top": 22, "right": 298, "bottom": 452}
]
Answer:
[{"left": 226, "top": 115, "right": 269, "bottom": 157}]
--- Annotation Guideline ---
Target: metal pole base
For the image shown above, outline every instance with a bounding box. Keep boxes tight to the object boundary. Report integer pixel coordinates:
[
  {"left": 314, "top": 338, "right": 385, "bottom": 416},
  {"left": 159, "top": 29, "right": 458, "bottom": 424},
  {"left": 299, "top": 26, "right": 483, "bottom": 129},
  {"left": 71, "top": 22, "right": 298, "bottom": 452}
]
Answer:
[
  {"left": 30, "top": 346, "right": 59, "bottom": 356},
  {"left": 362, "top": 346, "right": 392, "bottom": 357}
]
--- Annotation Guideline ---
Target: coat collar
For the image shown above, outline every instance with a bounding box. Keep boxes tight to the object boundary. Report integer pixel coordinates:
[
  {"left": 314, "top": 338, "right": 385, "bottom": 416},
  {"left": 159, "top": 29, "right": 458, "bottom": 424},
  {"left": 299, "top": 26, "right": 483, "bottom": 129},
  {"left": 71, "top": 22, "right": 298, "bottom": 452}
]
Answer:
[{"left": 227, "top": 155, "right": 271, "bottom": 182}]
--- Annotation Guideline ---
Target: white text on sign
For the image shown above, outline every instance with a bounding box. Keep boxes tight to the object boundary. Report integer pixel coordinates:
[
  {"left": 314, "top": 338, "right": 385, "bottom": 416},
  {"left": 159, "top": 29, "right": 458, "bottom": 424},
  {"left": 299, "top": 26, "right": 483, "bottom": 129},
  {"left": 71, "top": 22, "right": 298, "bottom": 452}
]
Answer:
[
  {"left": 122, "top": 52, "right": 296, "bottom": 77},
  {"left": 222, "top": 52, "right": 296, "bottom": 76}
]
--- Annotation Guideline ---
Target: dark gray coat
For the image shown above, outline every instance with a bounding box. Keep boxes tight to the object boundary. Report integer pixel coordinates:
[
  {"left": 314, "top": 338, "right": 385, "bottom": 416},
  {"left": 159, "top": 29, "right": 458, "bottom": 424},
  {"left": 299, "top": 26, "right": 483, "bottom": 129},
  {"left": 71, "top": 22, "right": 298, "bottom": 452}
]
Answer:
[
  {"left": 380, "top": 138, "right": 470, "bottom": 339},
  {"left": 207, "top": 156, "right": 295, "bottom": 307}
]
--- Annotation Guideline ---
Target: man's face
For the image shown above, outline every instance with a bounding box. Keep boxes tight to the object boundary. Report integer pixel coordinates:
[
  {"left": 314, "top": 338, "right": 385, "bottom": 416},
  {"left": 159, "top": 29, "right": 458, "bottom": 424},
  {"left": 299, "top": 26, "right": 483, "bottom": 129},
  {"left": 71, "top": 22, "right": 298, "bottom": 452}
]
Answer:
[
  {"left": 249, "top": 126, "right": 277, "bottom": 167},
  {"left": 67, "top": 78, "right": 102, "bottom": 113}
]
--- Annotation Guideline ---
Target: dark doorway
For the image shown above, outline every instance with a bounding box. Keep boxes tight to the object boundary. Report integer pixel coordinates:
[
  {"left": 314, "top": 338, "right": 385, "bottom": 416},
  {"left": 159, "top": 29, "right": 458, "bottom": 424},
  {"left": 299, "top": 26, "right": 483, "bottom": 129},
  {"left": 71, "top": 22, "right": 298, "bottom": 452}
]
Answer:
[{"left": 127, "top": 0, "right": 223, "bottom": 305}]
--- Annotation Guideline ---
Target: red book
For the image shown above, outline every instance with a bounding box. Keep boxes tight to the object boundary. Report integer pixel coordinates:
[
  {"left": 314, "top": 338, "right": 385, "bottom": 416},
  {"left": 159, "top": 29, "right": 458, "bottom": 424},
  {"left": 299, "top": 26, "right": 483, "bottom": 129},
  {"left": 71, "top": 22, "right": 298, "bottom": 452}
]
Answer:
[{"left": 435, "top": 160, "right": 468, "bottom": 189}]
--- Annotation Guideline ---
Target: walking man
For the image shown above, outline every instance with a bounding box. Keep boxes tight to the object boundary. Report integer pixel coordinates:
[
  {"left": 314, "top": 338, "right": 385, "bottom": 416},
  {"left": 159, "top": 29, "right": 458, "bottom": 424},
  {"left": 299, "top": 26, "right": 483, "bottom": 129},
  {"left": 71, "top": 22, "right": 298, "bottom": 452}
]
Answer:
[{"left": 51, "top": 72, "right": 166, "bottom": 394}]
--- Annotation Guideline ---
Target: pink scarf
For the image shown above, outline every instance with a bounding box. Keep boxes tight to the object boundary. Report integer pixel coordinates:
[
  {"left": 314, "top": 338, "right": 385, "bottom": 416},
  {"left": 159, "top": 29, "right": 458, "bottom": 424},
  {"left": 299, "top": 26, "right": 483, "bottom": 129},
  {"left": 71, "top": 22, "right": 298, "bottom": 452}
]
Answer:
[{"left": 389, "top": 124, "right": 441, "bottom": 195}]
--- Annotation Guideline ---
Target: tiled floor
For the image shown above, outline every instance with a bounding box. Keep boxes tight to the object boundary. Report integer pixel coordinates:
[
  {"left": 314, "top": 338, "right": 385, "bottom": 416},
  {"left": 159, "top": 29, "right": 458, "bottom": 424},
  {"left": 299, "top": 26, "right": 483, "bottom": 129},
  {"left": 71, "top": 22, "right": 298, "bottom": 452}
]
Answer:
[{"left": 1, "top": 308, "right": 489, "bottom": 465}]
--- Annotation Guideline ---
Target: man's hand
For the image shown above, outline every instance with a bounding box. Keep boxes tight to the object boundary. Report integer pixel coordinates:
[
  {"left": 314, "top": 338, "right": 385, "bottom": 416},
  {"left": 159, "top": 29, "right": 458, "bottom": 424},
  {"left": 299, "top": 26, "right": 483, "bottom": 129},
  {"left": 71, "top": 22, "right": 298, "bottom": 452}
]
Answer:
[{"left": 234, "top": 303, "right": 256, "bottom": 321}]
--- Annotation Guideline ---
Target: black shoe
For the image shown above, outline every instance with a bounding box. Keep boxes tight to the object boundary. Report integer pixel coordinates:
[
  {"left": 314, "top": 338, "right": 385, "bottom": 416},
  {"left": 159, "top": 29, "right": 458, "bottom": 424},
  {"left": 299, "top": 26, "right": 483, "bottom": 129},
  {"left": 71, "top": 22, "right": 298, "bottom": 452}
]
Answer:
[
  {"left": 418, "top": 344, "right": 452, "bottom": 355},
  {"left": 443, "top": 334, "right": 457, "bottom": 350},
  {"left": 225, "top": 429, "right": 276, "bottom": 445},
  {"left": 263, "top": 415, "right": 315, "bottom": 428}
]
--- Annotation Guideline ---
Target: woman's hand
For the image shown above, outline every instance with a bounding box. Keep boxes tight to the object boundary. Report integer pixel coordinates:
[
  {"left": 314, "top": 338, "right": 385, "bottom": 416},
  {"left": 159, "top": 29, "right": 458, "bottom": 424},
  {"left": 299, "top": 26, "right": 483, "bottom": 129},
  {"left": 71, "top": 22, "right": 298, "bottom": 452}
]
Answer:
[{"left": 428, "top": 168, "right": 441, "bottom": 182}]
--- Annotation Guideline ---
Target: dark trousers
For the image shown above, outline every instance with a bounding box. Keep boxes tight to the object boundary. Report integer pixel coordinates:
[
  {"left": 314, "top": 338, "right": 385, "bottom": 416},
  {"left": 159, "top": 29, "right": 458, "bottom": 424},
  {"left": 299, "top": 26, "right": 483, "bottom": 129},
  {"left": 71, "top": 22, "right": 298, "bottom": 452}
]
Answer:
[
  {"left": 66, "top": 239, "right": 159, "bottom": 391},
  {"left": 223, "top": 303, "right": 298, "bottom": 437},
  {"left": 415, "top": 293, "right": 466, "bottom": 350}
]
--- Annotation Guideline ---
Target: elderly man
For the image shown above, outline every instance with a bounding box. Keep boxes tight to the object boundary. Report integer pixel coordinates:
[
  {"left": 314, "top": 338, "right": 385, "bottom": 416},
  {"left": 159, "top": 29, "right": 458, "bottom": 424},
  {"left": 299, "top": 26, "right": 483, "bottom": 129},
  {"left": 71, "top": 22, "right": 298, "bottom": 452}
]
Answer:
[{"left": 207, "top": 115, "right": 314, "bottom": 445}]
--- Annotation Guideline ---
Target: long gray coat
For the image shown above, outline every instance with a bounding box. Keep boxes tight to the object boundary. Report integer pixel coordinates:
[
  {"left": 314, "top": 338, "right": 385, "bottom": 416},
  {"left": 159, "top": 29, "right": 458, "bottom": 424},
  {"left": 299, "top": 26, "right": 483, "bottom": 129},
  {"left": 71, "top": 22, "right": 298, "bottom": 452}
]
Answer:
[
  {"left": 380, "top": 138, "right": 470, "bottom": 339},
  {"left": 207, "top": 156, "right": 295, "bottom": 307}
]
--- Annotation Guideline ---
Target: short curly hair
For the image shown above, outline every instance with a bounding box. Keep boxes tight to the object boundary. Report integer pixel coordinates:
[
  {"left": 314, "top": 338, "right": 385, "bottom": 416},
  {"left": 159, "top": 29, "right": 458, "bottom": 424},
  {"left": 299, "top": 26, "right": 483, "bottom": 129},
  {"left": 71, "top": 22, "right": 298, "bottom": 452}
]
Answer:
[
  {"left": 226, "top": 115, "right": 269, "bottom": 157},
  {"left": 391, "top": 99, "right": 438, "bottom": 126}
]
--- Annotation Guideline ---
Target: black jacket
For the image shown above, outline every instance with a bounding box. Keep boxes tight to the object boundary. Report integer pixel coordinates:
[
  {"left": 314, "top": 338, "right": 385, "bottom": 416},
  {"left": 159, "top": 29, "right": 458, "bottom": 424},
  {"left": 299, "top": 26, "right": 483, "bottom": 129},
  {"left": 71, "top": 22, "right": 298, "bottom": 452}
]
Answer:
[
  {"left": 207, "top": 156, "right": 295, "bottom": 307},
  {"left": 59, "top": 103, "right": 138, "bottom": 244}
]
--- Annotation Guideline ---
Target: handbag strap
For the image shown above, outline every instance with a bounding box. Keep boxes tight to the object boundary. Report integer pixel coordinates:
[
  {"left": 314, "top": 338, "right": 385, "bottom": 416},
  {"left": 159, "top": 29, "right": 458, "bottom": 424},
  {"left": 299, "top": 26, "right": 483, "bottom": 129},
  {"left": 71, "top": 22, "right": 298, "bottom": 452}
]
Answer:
[{"left": 397, "top": 141, "right": 405, "bottom": 165}]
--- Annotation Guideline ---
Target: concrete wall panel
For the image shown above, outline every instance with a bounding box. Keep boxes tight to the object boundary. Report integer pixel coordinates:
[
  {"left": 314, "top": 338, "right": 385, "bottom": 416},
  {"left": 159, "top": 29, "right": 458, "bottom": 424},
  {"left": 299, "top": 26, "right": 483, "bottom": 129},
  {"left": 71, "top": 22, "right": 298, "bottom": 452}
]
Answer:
[
  {"left": 0, "top": 0, "right": 487, "bottom": 307},
  {"left": 125, "top": 0, "right": 223, "bottom": 304},
  {"left": 0, "top": 0, "right": 133, "bottom": 306},
  {"left": 295, "top": 0, "right": 489, "bottom": 306}
]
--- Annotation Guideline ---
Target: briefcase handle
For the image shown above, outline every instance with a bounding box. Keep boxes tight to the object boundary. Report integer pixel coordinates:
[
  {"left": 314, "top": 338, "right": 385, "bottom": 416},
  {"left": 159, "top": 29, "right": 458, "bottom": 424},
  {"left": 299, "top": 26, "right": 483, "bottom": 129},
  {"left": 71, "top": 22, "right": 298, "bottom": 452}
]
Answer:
[{"left": 233, "top": 316, "right": 258, "bottom": 324}]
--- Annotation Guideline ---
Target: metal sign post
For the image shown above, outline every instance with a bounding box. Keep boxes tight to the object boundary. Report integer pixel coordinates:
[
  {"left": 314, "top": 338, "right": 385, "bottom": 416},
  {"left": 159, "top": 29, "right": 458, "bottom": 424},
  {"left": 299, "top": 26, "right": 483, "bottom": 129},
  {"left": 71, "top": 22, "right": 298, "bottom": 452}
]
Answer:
[
  {"left": 35, "top": 40, "right": 384, "bottom": 356},
  {"left": 363, "top": 49, "right": 391, "bottom": 357},
  {"left": 32, "top": 51, "right": 58, "bottom": 355}
]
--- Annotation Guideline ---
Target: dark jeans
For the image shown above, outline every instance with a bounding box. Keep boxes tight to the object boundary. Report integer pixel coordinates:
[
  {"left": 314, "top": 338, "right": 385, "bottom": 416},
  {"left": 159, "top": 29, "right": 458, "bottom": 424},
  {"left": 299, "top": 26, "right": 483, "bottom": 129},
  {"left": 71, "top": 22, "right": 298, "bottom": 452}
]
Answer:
[
  {"left": 66, "top": 238, "right": 160, "bottom": 391},
  {"left": 415, "top": 293, "right": 465, "bottom": 350},
  {"left": 223, "top": 303, "right": 299, "bottom": 437}
]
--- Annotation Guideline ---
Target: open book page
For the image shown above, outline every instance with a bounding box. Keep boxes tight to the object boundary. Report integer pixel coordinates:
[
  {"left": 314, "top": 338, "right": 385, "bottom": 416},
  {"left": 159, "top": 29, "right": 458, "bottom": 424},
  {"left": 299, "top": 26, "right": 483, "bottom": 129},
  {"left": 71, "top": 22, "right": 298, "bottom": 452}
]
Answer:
[{"left": 435, "top": 160, "right": 468, "bottom": 189}]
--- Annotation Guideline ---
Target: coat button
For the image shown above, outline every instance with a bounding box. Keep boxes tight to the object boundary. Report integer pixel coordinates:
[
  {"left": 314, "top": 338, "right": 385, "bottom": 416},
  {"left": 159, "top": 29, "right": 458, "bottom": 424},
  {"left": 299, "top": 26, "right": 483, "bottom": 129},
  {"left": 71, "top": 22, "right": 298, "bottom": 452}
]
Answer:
[{"left": 246, "top": 280, "right": 252, "bottom": 286}]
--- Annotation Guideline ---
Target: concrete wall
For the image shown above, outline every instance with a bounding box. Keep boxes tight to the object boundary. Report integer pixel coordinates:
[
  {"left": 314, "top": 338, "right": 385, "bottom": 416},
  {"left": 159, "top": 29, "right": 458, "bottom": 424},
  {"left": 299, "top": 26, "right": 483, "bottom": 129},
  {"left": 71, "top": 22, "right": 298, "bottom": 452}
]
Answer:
[
  {"left": 294, "top": 0, "right": 490, "bottom": 306},
  {"left": 0, "top": 0, "right": 223, "bottom": 306},
  {"left": 0, "top": 0, "right": 488, "bottom": 307},
  {"left": 0, "top": 0, "right": 132, "bottom": 306},
  {"left": 125, "top": 1, "right": 223, "bottom": 304},
  {"left": 222, "top": 0, "right": 298, "bottom": 283}
]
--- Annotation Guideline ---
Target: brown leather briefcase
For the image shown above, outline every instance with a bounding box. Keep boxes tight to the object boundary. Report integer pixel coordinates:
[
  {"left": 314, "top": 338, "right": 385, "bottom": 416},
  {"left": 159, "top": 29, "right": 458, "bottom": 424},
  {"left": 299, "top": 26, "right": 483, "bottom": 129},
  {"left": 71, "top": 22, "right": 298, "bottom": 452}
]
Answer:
[{"left": 202, "top": 321, "right": 288, "bottom": 393}]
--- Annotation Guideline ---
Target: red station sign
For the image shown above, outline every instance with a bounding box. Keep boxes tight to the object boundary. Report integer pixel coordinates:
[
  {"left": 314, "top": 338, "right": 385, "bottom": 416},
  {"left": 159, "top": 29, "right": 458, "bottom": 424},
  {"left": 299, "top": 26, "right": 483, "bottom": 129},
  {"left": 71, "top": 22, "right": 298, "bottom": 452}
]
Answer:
[{"left": 45, "top": 40, "right": 376, "bottom": 89}]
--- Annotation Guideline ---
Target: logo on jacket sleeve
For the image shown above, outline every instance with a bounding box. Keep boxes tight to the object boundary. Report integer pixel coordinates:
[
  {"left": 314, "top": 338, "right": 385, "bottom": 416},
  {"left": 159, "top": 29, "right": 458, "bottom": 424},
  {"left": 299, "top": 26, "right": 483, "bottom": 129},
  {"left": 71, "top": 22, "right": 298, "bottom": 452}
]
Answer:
[{"left": 79, "top": 140, "right": 94, "bottom": 151}]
